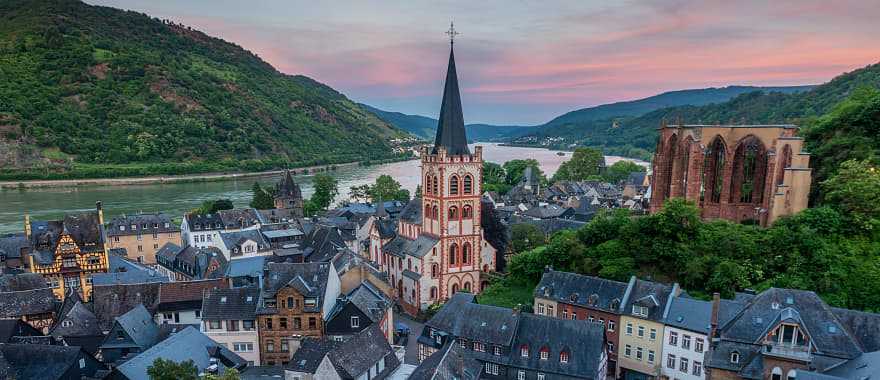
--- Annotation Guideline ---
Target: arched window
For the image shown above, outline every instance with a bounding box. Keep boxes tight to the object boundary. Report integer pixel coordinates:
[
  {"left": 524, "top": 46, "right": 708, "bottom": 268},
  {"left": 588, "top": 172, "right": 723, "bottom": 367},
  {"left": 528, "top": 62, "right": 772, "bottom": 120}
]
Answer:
[
  {"left": 432, "top": 175, "right": 439, "bottom": 195},
  {"left": 777, "top": 144, "right": 792, "bottom": 186},
  {"left": 702, "top": 137, "right": 726, "bottom": 203},
  {"left": 462, "top": 243, "right": 471, "bottom": 264},
  {"left": 662, "top": 134, "right": 678, "bottom": 201},
  {"left": 425, "top": 204, "right": 432, "bottom": 219},
  {"left": 448, "top": 206, "right": 458, "bottom": 219},
  {"left": 407, "top": 258, "right": 412, "bottom": 270},
  {"left": 730, "top": 351, "right": 740, "bottom": 364},
  {"left": 786, "top": 369, "right": 796, "bottom": 380},
  {"left": 452, "top": 283, "right": 459, "bottom": 294},
  {"left": 430, "top": 287, "right": 438, "bottom": 299},
  {"left": 731, "top": 136, "right": 766, "bottom": 204},
  {"left": 463, "top": 282, "right": 471, "bottom": 291},
  {"left": 432, "top": 206, "right": 438, "bottom": 220},
  {"left": 431, "top": 263, "right": 439, "bottom": 278},
  {"left": 462, "top": 205, "right": 473, "bottom": 219},
  {"left": 449, "top": 243, "right": 458, "bottom": 265},
  {"left": 449, "top": 175, "right": 460, "bottom": 195},
  {"left": 771, "top": 367, "right": 782, "bottom": 380},
  {"left": 426, "top": 175, "right": 433, "bottom": 195},
  {"left": 463, "top": 175, "right": 473, "bottom": 194},
  {"left": 560, "top": 351, "right": 570, "bottom": 363}
]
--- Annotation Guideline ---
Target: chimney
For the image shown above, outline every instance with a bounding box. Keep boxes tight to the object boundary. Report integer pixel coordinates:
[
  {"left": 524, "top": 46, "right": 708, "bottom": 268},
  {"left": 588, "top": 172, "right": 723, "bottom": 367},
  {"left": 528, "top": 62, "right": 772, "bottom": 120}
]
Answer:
[
  {"left": 96, "top": 201, "right": 105, "bottom": 225},
  {"left": 24, "top": 214, "right": 31, "bottom": 239},
  {"left": 709, "top": 292, "right": 720, "bottom": 340}
]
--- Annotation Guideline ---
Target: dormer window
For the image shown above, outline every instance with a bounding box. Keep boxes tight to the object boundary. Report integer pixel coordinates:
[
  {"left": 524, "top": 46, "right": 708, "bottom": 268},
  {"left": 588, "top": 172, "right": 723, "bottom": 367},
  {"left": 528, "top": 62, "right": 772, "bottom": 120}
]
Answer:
[
  {"left": 730, "top": 351, "right": 740, "bottom": 364},
  {"left": 120, "top": 226, "right": 125, "bottom": 231},
  {"left": 61, "top": 320, "right": 73, "bottom": 328},
  {"left": 521, "top": 345, "right": 529, "bottom": 357},
  {"left": 633, "top": 305, "right": 649, "bottom": 317},
  {"left": 350, "top": 316, "right": 360, "bottom": 328},
  {"left": 560, "top": 351, "right": 569, "bottom": 363},
  {"left": 540, "top": 347, "right": 549, "bottom": 360}
]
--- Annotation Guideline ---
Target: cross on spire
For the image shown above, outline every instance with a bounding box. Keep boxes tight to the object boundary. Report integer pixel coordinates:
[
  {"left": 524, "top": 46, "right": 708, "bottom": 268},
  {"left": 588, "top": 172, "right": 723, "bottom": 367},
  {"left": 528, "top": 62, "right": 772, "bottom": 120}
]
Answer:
[{"left": 446, "top": 21, "right": 459, "bottom": 45}]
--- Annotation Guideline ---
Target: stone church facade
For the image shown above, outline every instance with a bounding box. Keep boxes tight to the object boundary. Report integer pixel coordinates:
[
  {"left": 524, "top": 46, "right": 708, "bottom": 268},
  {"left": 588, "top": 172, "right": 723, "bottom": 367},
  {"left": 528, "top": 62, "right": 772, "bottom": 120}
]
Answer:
[{"left": 649, "top": 123, "right": 811, "bottom": 226}]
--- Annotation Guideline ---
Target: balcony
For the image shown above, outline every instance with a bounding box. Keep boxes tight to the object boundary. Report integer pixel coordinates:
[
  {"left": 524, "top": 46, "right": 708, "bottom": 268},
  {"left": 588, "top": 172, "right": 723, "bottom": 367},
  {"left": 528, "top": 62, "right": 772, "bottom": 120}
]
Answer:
[{"left": 763, "top": 343, "right": 812, "bottom": 361}]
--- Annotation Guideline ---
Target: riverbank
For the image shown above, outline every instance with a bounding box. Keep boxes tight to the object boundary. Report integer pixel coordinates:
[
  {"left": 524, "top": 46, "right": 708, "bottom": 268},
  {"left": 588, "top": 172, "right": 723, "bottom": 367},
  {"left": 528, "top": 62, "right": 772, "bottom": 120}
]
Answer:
[{"left": 0, "top": 158, "right": 415, "bottom": 190}]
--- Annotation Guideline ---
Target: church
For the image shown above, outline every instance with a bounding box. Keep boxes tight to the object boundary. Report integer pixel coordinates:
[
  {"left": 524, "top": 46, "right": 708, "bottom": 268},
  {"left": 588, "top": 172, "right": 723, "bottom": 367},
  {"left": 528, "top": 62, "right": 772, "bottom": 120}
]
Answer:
[{"left": 369, "top": 30, "right": 497, "bottom": 315}]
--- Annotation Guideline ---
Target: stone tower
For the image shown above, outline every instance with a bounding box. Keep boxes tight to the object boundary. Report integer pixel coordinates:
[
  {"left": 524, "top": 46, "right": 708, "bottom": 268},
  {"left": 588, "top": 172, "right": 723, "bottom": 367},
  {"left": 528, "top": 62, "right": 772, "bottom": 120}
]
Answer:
[{"left": 274, "top": 170, "right": 304, "bottom": 218}]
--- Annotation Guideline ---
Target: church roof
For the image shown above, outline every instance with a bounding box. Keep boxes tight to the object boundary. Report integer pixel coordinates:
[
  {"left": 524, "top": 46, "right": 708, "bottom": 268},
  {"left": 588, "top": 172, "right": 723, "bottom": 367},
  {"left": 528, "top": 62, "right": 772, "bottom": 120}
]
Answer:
[
  {"left": 432, "top": 44, "right": 470, "bottom": 156},
  {"left": 277, "top": 170, "right": 303, "bottom": 198}
]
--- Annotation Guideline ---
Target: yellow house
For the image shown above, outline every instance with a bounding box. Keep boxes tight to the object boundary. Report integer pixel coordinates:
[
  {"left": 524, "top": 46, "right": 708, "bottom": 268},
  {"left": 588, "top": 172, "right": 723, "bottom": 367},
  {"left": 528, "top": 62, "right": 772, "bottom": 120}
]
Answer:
[
  {"left": 617, "top": 279, "right": 680, "bottom": 380},
  {"left": 27, "top": 202, "right": 110, "bottom": 301}
]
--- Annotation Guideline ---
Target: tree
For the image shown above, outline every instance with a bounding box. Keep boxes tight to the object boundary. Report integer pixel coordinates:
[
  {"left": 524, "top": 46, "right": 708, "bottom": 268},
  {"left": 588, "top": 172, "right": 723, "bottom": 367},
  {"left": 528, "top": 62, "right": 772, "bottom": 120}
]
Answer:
[
  {"left": 503, "top": 159, "right": 544, "bottom": 185},
  {"left": 204, "top": 369, "right": 241, "bottom": 380},
  {"left": 603, "top": 160, "right": 646, "bottom": 183},
  {"left": 368, "top": 175, "right": 410, "bottom": 202},
  {"left": 510, "top": 223, "right": 545, "bottom": 253},
  {"left": 821, "top": 159, "right": 880, "bottom": 233},
  {"left": 309, "top": 174, "right": 339, "bottom": 212},
  {"left": 552, "top": 147, "right": 604, "bottom": 182},
  {"left": 250, "top": 182, "right": 275, "bottom": 209},
  {"left": 192, "top": 199, "right": 234, "bottom": 215},
  {"left": 147, "top": 358, "right": 198, "bottom": 380},
  {"left": 348, "top": 184, "right": 371, "bottom": 203}
]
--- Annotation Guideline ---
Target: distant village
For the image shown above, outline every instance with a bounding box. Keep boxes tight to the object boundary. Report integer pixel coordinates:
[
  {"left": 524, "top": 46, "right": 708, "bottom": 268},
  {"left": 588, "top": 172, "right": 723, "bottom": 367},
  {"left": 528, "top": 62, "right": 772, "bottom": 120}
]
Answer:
[{"left": 0, "top": 39, "right": 873, "bottom": 380}]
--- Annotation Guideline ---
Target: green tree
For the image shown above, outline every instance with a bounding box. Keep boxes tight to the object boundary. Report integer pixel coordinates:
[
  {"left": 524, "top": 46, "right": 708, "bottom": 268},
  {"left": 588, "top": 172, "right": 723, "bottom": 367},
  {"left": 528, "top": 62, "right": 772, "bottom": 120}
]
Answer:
[
  {"left": 348, "top": 184, "right": 371, "bottom": 203},
  {"left": 482, "top": 161, "right": 511, "bottom": 194},
  {"left": 503, "top": 159, "right": 544, "bottom": 185},
  {"left": 193, "top": 199, "right": 234, "bottom": 215},
  {"left": 603, "top": 160, "right": 646, "bottom": 183},
  {"left": 309, "top": 174, "right": 339, "bottom": 211},
  {"left": 821, "top": 159, "right": 880, "bottom": 233},
  {"left": 147, "top": 358, "right": 198, "bottom": 380},
  {"left": 204, "top": 369, "right": 241, "bottom": 380},
  {"left": 510, "top": 223, "right": 545, "bottom": 253},
  {"left": 250, "top": 182, "right": 275, "bottom": 209},
  {"left": 552, "top": 147, "right": 604, "bottom": 182},
  {"left": 367, "top": 175, "right": 410, "bottom": 202}
]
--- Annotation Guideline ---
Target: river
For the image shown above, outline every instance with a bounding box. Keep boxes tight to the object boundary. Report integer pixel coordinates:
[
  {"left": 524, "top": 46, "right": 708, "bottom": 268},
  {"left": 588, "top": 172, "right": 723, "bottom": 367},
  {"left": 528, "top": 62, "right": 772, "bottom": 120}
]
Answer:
[{"left": 0, "top": 143, "right": 647, "bottom": 234}]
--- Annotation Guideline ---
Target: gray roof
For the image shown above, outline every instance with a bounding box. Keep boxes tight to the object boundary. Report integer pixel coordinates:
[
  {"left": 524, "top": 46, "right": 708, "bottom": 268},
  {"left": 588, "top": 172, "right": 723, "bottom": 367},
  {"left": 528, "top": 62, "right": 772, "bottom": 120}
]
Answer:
[
  {"left": 225, "top": 255, "right": 266, "bottom": 278},
  {"left": 201, "top": 287, "right": 260, "bottom": 320},
  {"left": 0, "top": 288, "right": 57, "bottom": 318},
  {"left": 804, "top": 350, "right": 880, "bottom": 379},
  {"left": 409, "top": 343, "right": 481, "bottom": 380},
  {"left": 220, "top": 228, "right": 269, "bottom": 252},
  {"left": 831, "top": 307, "right": 880, "bottom": 352},
  {"left": 108, "top": 304, "right": 161, "bottom": 349},
  {"left": 346, "top": 282, "right": 392, "bottom": 323},
  {"left": 663, "top": 296, "right": 713, "bottom": 334},
  {"left": 107, "top": 213, "right": 179, "bottom": 237},
  {"left": 621, "top": 278, "right": 676, "bottom": 322},
  {"left": 261, "top": 262, "right": 332, "bottom": 313},
  {"left": 522, "top": 204, "right": 570, "bottom": 219},
  {"left": 241, "top": 366, "right": 286, "bottom": 380},
  {"left": 0, "top": 273, "right": 47, "bottom": 292},
  {"left": 398, "top": 198, "right": 422, "bottom": 225},
  {"left": 286, "top": 337, "right": 340, "bottom": 374},
  {"left": 508, "top": 313, "right": 606, "bottom": 378},
  {"left": 261, "top": 228, "right": 303, "bottom": 239},
  {"left": 50, "top": 301, "right": 102, "bottom": 337},
  {"left": 0, "top": 233, "right": 29, "bottom": 259},
  {"left": 382, "top": 234, "right": 438, "bottom": 259},
  {"left": 431, "top": 45, "right": 469, "bottom": 156},
  {"left": 92, "top": 255, "right": 168, "bottom": 285},
  {"left": 114, "top": 326, "right": 246, "bottom": 380},
  {"left": 0, "top": 343, "right": 95, "bottom": 380},
  {"left": 218, "top": 208, "right": 262, "bottom": 229},
  {"left": 29, "top": 211, "right": 105, "bottom": 256},
  {"left": 91, "top": 282, "right": 161, "bottom": 330},
  {"left": 535, "top": 270, "right": 627, "bottom": 313},
  {"left": 328, "top": 325, "right": 399, "bottom": 378},
  {"left": 375, "top": 219, "right": 397, "bottom": 239},
  {"left": 426, "top": 293, "right": 518, "bottom": 346}
]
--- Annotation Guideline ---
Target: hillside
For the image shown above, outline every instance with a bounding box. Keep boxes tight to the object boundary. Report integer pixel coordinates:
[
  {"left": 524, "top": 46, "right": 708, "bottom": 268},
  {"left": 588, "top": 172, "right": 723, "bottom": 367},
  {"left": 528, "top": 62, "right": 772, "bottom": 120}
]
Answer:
[
  {"left": 362, "top": 103, "right": 530, "bottom": 141},
  {"left": 513, "top": 64, "right": 880, "bottom": 160},
  {"left": 0, "top": 0, "right": 407, "bottom": 179}
]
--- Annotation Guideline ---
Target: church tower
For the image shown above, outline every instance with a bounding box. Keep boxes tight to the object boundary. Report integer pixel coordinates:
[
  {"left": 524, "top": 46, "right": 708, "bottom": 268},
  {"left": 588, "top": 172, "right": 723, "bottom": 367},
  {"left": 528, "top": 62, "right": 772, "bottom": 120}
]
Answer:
[
  {"left": 274, "top": 170, "right": 304, "bottom": 218},
  {"left": 421, "top": 25, "right": 486, "bottom": 299}
]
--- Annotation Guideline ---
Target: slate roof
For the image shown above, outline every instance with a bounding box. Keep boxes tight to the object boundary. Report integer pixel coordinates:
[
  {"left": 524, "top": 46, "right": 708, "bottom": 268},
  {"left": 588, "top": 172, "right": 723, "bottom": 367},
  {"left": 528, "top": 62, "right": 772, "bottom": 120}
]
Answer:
[
  {"left": 0, "top": 320, "right": 41, "bottom": 343},
  {"left": 114, "top": 326, "right": 246, "bottom": 380},
  {"left": 508, "top": 313, "right": 606, "bottom": 378},
  {"left": 0, "top": 343, "right": 97, "bottom": 380},
  {"left": 241, "top": 365, "right": 286, "bottom": 380},
  {"left": 346, "top": 282, "right": 392, "bottom": 323},
  {"left": 0, "top": 272, "right": 47, "bottom": 292},
  {"left": 301, "top": 225, "right": 347, "bottom": 263},
  {"left": 157, "top": 244, "right": 228, "bottom": 280},
  {"left": 286, "top": 337, "right": 340, "bottom": 374},
  {"left": 225, "top": 255, "right": 266, "bottom": 279},
  {"left": 92, "top": 282, "right": 162, "bottom": 330},
  {"left": 106, "top": 304, "right": 161, "bottom": 349},
  {"left": 92, "top": 255, "right": 168, "bottom": 285},
  {"left": 801, "top": 350, "right": 880, "bottom": 379},
  {"left": 276, "top": 170, "right": 303, "bottom": 199},
  {"left": 831, "top": 307, "right": 880, "bottom": 352},
  {"left": 663, "top": 296, "right": 713, "bottom": 334},
  {"left": 157, "top": 279, "right": 228, "bottom": 312},
  {"left": 621, "top": 278, "right": 677, "bottom": 322},
  {"left": 0, "top": 287, "right": 57, "bottom": 318},
  {"left": 409, "top": 343, "right": 481, "bottom": 380},
  {"left": 260, "top": 262, "right": 332, "bottom": 313},
  {"left": 184, "top": 212, "right": 224, "bottom": 231},
  {"left": 220, "top": 228, "right": 270, "bottom": 252},
  {"left": 382, "top": 234, "right": 438, "bottom": 259},
  {"left": 535, "top": 270, "right": 627, "bottom": 313},
  {"left": 261, "top": 228, "right": 303, "bottom": 240},
  {"left": 218, "top": 208, "right": 262, "bottom": 229},
  {"left": 29, "top": 211, "right": 105, "bottom": 256},
  {"left": 328, "top": 325, "right": 399, "bottom": 379},
  {"left": 432, "top": 45, "right": 469, "bottom": 156},
  {"left": 201, "top": 286, "right": 260, "bottom": 320},
  {"left": 522, "top": 204, "right": 571, "bottom": 219},
  {"left": 399, "top": 198, "right": 423, "bottom": 225},
  {"left": 50, "top": 300, "right": 102, "bottom": 337},
  {"left": 375, "top": 219, "right": 397, "bottom": 239},
  {"left": 0, "top": 233, "right": 30, "bottom": 260},
  {"left": 425, "top": 293, "right": 518, "bottom": 346},
  {"left": 107, "top": 213, "right": 179, "bottom": 237},
  {"left": 626, "top": 172, "right": 648, "bottom": 187}
]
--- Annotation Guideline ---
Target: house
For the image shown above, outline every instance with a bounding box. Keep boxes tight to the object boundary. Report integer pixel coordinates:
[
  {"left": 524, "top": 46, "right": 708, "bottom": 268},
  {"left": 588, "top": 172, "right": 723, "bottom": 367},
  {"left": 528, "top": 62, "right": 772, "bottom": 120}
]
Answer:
[
  {"left": 99, "top": 304, "right": 163, "bottom": 365},
  {"left": 26, "top": 202, "right": 110, "bottom": 300},
  {"left": 50, "top": 291, "right": 104, "bottom": 355},
  {"left": 91, "top": 282, "right": 162, "bottom": 331},
  {"left": 217, "top": 229, "right": 272, "bottom": 260},
  {"left": 660, "top": 296, "right": 717, "bottom": 380},
  {"left": 256, "top": 262, "right": 341, "bottom": 365},
  {"left": 0, "top": 319, "right": 42, "bottom": 343},
  {"left": 202, "top": 286, "right": 261, "bottom": 365},
  {"left": 285, "top": 325, "right": 400, "bottom": 380},
  {"left": 111, "top": 326, "right": 246, "bottom": 380},
  {"left": 617, "top": 278, "right": 680, "bottom": 380},
  {"left": 0, "top": 285, "right": 58, "bottom": 333},
  {"left": 106, "top": 213, "right": 180, "bottom": 265},
  {"left": 180, "top": 208, "right": 263, "bottom": 249},
  {"left": 154, "top": 278, "right": 227, "bottom": 325},
  {"left": 0, "top": 343, "right": 105, "bottom": 379},
  {"left": 155, "top": 243, "right": 227, "bottom": 281},
  {"left": 262, "top": 227, "right": 305, "bottom": 249},
  {"left": 325, "top": 281, "right": 394, "bottom": 343},
  {"left": 91, "top": 254, "right": 169, "bottom": 286},
  {"left": 533, "top": 270, "right": 628, "bottom": 374},
  {"left": 705, "top": 288, "right": 880, "bottom": 380},
  {"left": 417, "top": 293, "right": 608, "bottom": 379},
  {"left": 226, "top": 255, "right": 267, "bottom": 288},
  {"left": 409, "top": 343, "right": 482, "bottom": 380},
  {"left": 0, "top": 232, "right": 31, "bottom": 270}
]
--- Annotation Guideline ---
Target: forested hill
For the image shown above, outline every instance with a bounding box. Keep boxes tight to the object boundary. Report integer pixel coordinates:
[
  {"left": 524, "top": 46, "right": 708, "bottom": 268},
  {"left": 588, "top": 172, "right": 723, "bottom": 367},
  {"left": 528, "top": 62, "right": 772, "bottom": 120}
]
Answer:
[
  {"left": 516, "top": 63, "right": 880, "bottom": 160},
  {"left": 360, "top": 103, "right": 532, "bottom": 141},
  {"left": 0, "top": 0, "right": 406, "bottom": 178}
]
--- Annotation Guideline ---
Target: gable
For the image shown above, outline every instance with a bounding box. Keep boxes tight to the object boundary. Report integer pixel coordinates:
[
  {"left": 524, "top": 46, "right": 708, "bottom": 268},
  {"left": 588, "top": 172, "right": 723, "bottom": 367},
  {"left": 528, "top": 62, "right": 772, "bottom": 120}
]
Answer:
[{"left": 326, "top": 302, "right": 371, "bottom": 335}]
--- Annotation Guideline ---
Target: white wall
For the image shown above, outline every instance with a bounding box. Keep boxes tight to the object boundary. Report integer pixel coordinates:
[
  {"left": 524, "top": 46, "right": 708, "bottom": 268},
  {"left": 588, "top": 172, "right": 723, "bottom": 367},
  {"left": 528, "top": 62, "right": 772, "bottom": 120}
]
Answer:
[
  {"left": 203, "top": 321, "right": 260, "bottom": 365},
  {"left": 322, "top": 264, "right": 342, "bottom": 320},
  {"left": 661, "top": 326, "right": 708, "bottom": 380},
  {"left": 155, "top": 310, "right": 201, "bottom": 325}
]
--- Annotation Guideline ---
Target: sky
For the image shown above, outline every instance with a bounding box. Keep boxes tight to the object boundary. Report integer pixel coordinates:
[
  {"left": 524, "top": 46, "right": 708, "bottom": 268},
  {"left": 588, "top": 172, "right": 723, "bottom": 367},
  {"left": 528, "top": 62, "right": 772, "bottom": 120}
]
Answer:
[{"left": 86, "top": 0, "right": 880, "bottom": 125}]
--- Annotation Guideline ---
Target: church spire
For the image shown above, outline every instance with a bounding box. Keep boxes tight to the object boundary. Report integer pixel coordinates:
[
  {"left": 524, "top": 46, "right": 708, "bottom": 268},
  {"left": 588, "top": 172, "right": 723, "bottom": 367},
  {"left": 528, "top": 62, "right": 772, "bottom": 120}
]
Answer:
[{"left": 432, "top": 22, "right": 470, "bottom": 156}]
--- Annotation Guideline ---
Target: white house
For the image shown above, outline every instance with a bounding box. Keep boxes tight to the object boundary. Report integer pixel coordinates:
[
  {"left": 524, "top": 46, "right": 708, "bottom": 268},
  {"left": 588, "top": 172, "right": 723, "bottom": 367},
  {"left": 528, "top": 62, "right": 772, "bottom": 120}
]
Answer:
[
  {"left": 201, "top": 286, "right": 261, "bottom": 366},
  {"left": 661, "top": 296, "right": 712, "bottom": 380}
]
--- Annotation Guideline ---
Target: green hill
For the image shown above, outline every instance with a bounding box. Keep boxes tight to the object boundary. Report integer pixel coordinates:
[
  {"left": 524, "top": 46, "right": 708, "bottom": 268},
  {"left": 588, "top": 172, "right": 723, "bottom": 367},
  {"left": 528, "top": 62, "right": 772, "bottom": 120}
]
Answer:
[
  {"left": 513, "top": 64, "right": 880, "bottom": 160},
  {"left": 0, "top": 0, "right": 407, "bottom": 179}
]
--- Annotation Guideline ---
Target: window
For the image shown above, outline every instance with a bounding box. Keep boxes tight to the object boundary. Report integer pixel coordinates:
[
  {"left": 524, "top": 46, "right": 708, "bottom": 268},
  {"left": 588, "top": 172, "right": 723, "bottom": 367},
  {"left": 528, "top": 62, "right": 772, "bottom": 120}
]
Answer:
[
  {"left": 431, "top": 264, "right": 439, "bottom": 278},
  {"left": 667, "top": 354, "right": 676, "bottom": 369},
  {"left": 494, "top": 346, "right": 502, "bottom": 356},
  {"left": 608, "top": 321, "right": 615, "bottom": 332},
  {"left": 227, "top": 320, "right": 239, "bottom": 331},
  {"left": 518, "top": 371, "right": 526, "bottom": 380},
  {"left": 351, "top": 316, "right": 360, "bottom": 328},
  {"left": 448, "top": 206, "right": 458, "bottom": 219},
  {"left": 521, "top": 345, "right": 529, "bottom": 357},
  {"left": 682, "top": 334, "right": 691, "bottom": 350},
  {"left": 624, "top": 344, "right": 632, "bottom": 357},
  {"left": 462, "top": 243, "right": 471, "bottom": 264},
  {"left": 308, "top": 317, "right": 317, "bottom": 329},
  {"left": 695, "top": 338, "right": 704, "bottom": 353},
  {"left": 626, "top": 322, "right": 633, "bottom": 335},
  {"left": 633, "top": 305, "right": 648, "bottom": 317},
  {"left": 547, "top": 305, "right": 554, "bottom": 316},
  {"left": 450, "top": 175, "right": 460, "bottom": 195},
  {"left": 538, "top": 374, "right": 545, "bottom": 380},
  {"left": 280, "top": 318, "right": 288, "bottom": 329},
  {"left": 787, "top": 369, "right": 797, "bottom": 380},
  {"left": 648, "top": 350, "right": 655, "bottom": 363},
  {"left": 287, "top": 296, "right": 295, "bottom": 309},
  {"left": 485, "top": 363, "right": 499, "bottom": 375},
  {"left": 540, "top": 347, "right": 549, "bottom": 360},
  {"left": 266, "top": 341, "right": 275, "bottom": 352},
  {"left": 608, "top": 343, "right": 614, "bottom": 353},
  {"left": 638, "top": 325, "right": 645, "bottom": 338},
  {"left": 463, "top": 175, "right": 473, "bottom": 194},
  {"left": 537, "top": 303, "right": 545, "bottom": 315},
  {"left": 281, "top": 339, "right": 290, "bottom": 352},
  {"left": 669, "top": 331, "right": 678, "bottom": 346},
  {"left": 243, "top": 320, "right": 255, "bottom": 330},
  {"left": 588, "top": 316, "right": 594, "bottom": 322},
  {"left": 474, "top": 342, "right": 485, "bottom": 352},
  {"left": 560, "top": 351, "right": 569, "bottom": 363},
  {"left": 459, "top": 339, "right": 467, "bottom": 349},
  {"left": 771, "top": 367, "right": 783, "bottom": 380},
  {"left": 233, "top": 342, "right": 254, "bottom": 352},
  {"left": 650, "top": 328, "right": 657, "bottom": 340},
  {"left": 265, "top": 318, "right": 273, "bottom": 330},
  {"left": 449, "top": 244, "right": 458, "bottom": 265},
  {"left": 636, "top": 347, "right": 643, "bottom": 361},
  {"left": 562, "top": 309, "right": 569, "bottom": 319},
  {"left": 164, "top": 313, "right": 173, "bottom": 320},
  {"left": 730, "top": 351, "right": 740, "bottom": 364},
  {"left": 693, "top": 361, "right": 702, "bottom": 376},
  {"left": 680, "top": 357, "right": 689, "bottom": 373},
  {"left": 462, "top": 205, "right": 473, "bottom": 219},
  {"left": 79, "top": 358, "right": 85, "bottom": 369},
  {"left": 209, "top": 320, "right": 221, "bottom": 329}
]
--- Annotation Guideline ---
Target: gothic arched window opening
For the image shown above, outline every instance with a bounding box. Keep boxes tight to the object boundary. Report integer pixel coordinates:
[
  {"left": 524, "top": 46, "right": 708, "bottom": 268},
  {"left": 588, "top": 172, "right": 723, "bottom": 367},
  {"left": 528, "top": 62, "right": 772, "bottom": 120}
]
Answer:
[
  {"left": 463, "top": 175, "right": 473, "bottom": 194},
  {"left": 449, "top": 175, "right": 460, "bottom": 195}
]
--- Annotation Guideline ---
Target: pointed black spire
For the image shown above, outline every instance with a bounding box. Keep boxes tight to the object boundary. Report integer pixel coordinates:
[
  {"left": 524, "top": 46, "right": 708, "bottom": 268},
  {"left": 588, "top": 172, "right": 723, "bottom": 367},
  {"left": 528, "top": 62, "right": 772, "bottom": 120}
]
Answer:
[{"left": 432, "top": 41, "right": 470, "bottom": 156}]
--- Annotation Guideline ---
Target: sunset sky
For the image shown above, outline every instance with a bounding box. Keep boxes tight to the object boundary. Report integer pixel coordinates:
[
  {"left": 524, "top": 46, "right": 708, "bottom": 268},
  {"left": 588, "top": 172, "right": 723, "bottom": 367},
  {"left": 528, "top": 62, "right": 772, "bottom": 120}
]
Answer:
[{"left": 87, "top": 0, "right": 880, "bottom": 125}]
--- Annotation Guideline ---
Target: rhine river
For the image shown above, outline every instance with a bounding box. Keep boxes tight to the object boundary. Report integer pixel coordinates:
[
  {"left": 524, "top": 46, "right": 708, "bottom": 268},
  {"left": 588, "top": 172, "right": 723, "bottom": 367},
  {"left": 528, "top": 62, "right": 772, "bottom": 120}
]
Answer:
[{"left": 0, "top": 144, "right": 647, "bottom": 234}]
